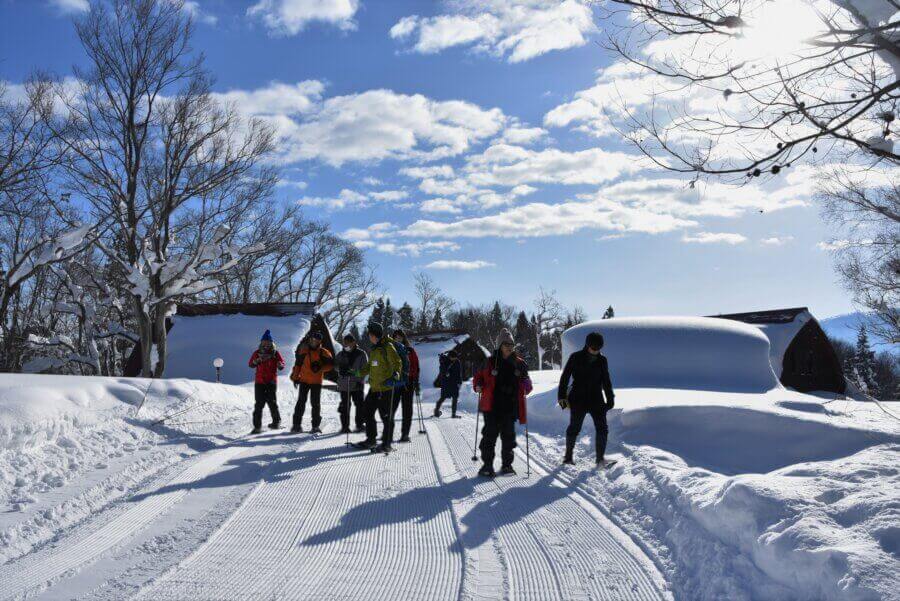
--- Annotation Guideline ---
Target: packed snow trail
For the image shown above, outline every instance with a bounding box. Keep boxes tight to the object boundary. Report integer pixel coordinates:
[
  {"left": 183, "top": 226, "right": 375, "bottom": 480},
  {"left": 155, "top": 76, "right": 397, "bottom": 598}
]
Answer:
[{"left": 1, "top": 401, "right": 670, "bottom": 601}]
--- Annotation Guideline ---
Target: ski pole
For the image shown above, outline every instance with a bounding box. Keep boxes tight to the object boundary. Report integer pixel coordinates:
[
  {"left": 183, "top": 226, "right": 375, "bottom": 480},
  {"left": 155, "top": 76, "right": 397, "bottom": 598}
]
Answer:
[
  {"left": 416, "top": 388, "right": 426, "bottom": 434},
  {"left": 524, "top": 421, "right": 531, "bottom": 479},
  {"left": 344, "top": 376, "right": 351, "bottom": 446},
  {"left": 471, "top": 394, "right": 481, "bottom": 461}
]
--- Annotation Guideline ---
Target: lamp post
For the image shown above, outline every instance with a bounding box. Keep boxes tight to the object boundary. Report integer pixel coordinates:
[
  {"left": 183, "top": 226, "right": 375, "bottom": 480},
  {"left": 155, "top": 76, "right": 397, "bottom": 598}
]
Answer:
[{"left": 213, "top": 357, "right": 224, "bottom": 383}]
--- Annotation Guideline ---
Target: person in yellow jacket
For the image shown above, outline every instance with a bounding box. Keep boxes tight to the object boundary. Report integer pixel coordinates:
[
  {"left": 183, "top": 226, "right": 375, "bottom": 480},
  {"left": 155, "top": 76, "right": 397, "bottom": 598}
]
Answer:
[
  {"left": 290, "top": 331, "right": 333, "bottom": 433},
  {"left": 353, "top": 322, "right": 402, "bottom": 452}
]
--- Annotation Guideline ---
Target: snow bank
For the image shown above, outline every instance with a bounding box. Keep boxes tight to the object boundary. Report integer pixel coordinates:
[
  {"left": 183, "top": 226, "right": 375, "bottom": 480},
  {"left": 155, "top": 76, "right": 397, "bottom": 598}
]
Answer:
[
  {"left": 562, "top": 317, "right": 780, "bottom": 392},
  {"left": 165, "top": 313, "right": 311, "bottom": 385}
]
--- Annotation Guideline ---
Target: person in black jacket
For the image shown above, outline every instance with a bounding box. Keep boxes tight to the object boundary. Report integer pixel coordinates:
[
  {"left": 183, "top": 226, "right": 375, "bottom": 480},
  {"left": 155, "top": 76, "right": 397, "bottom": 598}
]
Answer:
[{"left": 557, "top": 332, "right": 615, "bottom": 465}]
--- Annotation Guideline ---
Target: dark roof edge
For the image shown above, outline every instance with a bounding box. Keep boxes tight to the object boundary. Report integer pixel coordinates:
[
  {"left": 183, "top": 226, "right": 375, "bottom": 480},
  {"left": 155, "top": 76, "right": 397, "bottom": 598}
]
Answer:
[{"left": 177, "top": 302, "right": 318, "bottom": 318}]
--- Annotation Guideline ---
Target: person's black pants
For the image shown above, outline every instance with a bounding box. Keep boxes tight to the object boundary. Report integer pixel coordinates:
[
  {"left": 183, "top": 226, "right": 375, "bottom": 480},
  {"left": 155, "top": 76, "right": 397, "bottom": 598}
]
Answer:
[
  {"left": 363, "top": 389, "right": 397, "bottom": 444},
  {"left": 435, "top": 388, "right": 460, "bottom": 415},
  {"left": 479, "top": 410, "right": 517, "bottom": 468},
  {"left": 565, "top": 404, "right": 609, "bottom": 460},
  {"left": 293, "top": 382, "right": 322, "bottom": 429},
  {"left": 391, "top": 385, "right": 414, "bottom": 438},
  {"left": 253, "top": 383, "right": 280, "bottom": 429},
  {"left": 338, "top": 388, "right": 365, "bottom": 431}
]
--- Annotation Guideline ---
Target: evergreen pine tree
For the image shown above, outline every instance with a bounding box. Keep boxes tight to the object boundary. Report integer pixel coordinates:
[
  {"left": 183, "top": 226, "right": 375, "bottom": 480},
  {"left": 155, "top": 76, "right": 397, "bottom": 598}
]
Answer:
[
  {"left": 416, "top": 310, "right": 429, "bottom": 332},
  {"left": 348, "top": 322, "right": 361, "bottom": 343},
  {"left": 603, "top": 306, "right": 615, "bottom": 319},
  {"left": 514, "top": 311, "right": 537, "bottom": 368},
  {"left": 852, "top": 327, "right": 878, "bottom": 394},
  {"left": 368, "top": 298, "right": 385, "bottom": 330},
  {"left": 383, "top": 299, "right": 395, "bottom": 331},
  {"left": 398, "top": 302, "right": 415, "bottom": 332},
  {"left": 431, "top": 308, "right": 445, "bottom": 330}
]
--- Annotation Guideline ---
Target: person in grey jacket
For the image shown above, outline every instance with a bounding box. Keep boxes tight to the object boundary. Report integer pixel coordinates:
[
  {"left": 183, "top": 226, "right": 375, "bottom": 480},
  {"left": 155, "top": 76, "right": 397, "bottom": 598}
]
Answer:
[{"left": 335, "top": 333, "right": 368, "bottom": 433}]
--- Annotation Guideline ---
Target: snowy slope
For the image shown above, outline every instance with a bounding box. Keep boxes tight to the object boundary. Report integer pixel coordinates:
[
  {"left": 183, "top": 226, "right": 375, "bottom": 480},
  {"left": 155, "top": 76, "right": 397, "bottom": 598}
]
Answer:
[
  {"left": 562, "top": 317, "right": 780, "bottom": 392},
  {"left": 165, "top": 313, "right": 311, "bottom": 384}
]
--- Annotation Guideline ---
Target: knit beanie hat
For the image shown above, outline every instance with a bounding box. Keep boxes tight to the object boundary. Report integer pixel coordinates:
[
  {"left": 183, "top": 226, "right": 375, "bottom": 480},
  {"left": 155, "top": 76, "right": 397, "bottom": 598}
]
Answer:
[
  {"left": 367, "top": 322, "right": 384, "bottom": 339},
  {"left": 585, "top": 332, "right": 604, "bottom": 350},
  {"left": 261, "top": 329, "right": 273, "bottom": 342},
  {"left": 496, "top": 328, "right": 514, "bottom": 348}
]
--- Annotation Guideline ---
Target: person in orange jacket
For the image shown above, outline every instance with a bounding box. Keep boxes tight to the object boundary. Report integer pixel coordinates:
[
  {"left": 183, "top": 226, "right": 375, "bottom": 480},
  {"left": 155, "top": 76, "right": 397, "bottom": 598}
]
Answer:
[
  {"left": 290, "top": 331, "right": 333, "bottom": 433},
  {"left": 248, "top": 330, "right": 285, "bottom": 434}
]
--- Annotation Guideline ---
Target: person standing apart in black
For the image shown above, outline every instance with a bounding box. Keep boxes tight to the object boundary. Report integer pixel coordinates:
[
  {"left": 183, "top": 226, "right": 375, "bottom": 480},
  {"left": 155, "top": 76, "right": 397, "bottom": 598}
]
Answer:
[{"left": 557, "top": 332, "right": 615, "bottom": 466}]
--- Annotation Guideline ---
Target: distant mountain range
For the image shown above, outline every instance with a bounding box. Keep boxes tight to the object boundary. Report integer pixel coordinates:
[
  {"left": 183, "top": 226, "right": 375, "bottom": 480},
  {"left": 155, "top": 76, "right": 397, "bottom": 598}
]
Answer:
[{"left": 820, "top": 312, "right": 898, "bottom": 356}]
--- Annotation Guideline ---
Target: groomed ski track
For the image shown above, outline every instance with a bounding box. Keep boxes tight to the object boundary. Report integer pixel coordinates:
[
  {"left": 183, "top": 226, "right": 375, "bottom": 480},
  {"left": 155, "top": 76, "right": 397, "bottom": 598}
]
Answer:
[{"left": 0, "top": 400, "right": 671, "bottom": 601}]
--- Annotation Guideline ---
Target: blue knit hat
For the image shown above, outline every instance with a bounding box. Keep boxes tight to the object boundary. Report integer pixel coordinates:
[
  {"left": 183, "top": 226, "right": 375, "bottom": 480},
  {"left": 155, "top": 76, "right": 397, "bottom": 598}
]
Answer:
[{"left": 261, "top": 329, "right": 273, "bottom": 342}]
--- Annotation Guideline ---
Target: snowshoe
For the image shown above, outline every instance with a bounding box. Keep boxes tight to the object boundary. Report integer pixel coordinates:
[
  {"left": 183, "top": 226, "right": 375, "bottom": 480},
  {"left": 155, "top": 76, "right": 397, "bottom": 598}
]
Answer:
[
  {"left": 371, "top": 443, "right": 393, "bottom": 454},
  {"left": 499, "top": 464, "right": 516, "bottom": 476},
  {"left": 352, "top": 439, "right": 376, "bottom": 450},
  {"left": 477, "top": 464, "right": 496, "bottom": 478},
  {"left": 250, "top": 427, "right": 263, "bottom": 434},
  {"left": 397, "top": 435, "right": 411, "bottom": 443}
]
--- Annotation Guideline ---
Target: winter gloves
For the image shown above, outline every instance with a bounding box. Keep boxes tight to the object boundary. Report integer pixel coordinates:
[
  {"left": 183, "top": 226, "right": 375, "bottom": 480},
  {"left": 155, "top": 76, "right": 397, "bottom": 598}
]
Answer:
[{"left": 558, "top": 398, "right": 569, "bottom": 410}]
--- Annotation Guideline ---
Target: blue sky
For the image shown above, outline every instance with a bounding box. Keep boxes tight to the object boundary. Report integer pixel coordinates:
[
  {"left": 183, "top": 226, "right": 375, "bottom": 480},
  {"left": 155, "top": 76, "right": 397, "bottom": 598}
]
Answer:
[{"left": 0, "top": 0, "right": 853, "bottom": 320}]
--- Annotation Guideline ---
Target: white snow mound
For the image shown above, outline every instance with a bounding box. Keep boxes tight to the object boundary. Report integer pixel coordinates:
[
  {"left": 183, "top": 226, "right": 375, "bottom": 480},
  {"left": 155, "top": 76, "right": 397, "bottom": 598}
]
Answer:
[{"left": 562, "top": 317, "right": 780, "bottom": 392}]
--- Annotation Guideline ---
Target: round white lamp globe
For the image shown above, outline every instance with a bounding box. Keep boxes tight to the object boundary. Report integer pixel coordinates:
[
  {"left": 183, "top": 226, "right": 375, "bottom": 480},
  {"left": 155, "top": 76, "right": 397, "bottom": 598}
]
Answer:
[{"left": 213, "top": 357, "right": 224, "bottom": 369}]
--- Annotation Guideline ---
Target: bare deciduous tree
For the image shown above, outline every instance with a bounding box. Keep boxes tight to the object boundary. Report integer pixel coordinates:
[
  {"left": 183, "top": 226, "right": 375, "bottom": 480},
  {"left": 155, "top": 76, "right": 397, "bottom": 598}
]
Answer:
[
  {"left": 533, "top": 287, "right": 563, "bottom": 370},
  {"left": 413, "top": 272, "right": 455, "bottom": 330},
  {"left": 58, "top": 0, "right": 276, "bottom": 377},
  {"left": 599, "top": 0, "right": 900, "bottom": 178},
  {"left": 820, "top": 169, "right": 899, "bottom": 344}
]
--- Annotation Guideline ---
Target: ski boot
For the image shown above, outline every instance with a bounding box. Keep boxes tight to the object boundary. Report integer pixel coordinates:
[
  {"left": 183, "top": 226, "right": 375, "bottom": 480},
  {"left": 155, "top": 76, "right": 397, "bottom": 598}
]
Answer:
[
  {"left": 268, "top": 422, "right": 281, "bottom": 430},
  {"left": 433, "top": 407, "right": 442, "bottom": 418},
  {"left": 311, "top": 426, "right": 322, "bottom": 434},
  {"left": 250, "top": 427, "right": 263, "bottom": 434},
  {"left": 371, "top": 442, "right": 393, "bottom": 454},
  {"left": 398, "top": 435, "right": 412, "bottom": 443},
  {"left": 352, "top": 438, "right": 376, "bottom": 450},
  {"left": 477, "top": 464, "right": 496, "bottom": 478},
  {"left": 290, "top": 425, "right": 303, "bottom": 433},
  {"left": 499, "top": 464, "right": 516, "bottom": 476}
]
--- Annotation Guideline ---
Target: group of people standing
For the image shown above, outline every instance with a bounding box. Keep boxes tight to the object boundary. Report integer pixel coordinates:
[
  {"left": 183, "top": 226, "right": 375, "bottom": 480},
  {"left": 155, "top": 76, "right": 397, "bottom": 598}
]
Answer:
[{"left": 247, "top": 324, "right": 616, "bottom": 475}]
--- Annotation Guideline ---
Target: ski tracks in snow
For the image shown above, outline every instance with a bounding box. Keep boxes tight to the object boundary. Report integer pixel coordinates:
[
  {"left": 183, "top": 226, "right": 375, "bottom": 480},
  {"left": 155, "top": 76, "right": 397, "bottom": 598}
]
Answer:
[{"left": 1, "top": 404, "right": 670, "bottom": 601}]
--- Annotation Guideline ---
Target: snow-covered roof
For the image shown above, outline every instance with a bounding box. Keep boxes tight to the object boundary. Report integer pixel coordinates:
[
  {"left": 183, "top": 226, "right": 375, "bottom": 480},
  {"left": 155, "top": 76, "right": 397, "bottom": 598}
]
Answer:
[
  {"left": 713, "top": 308, "right": 814, "bottom": 378},
  {"left": 562, "top": 317, "right": 780, "bottom": 393},
  {"left": 165, "top": 313, "right": 312, "bottom": 385}
]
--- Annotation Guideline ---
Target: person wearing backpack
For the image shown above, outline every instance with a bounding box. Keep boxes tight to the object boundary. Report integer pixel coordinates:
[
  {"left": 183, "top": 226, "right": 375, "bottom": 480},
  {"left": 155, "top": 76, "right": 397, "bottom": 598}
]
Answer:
[
  {"left": 335, "top": 333, "right": 368, "bottom": 434},
  {"left": 391, "top": 329, "right": 420, "bottom": 442},
  {"left": 290, "top": 331, "right": 333, "bottom": 433},
  {"left": 434, "top": 350, "right": 463, "bottom": 418},
  {"left": 247, "top": 330, "right": 285, "bottom": 434},
  {"left": 353, "top": 323, "right": 402, "bottom": 453}
]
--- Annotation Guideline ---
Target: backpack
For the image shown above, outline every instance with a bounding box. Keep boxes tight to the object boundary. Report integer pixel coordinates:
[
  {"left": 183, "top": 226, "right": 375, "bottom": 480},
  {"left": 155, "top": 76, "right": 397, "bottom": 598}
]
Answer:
[{"left": 392, "top": 341, "right": 410, "bottom": 386}]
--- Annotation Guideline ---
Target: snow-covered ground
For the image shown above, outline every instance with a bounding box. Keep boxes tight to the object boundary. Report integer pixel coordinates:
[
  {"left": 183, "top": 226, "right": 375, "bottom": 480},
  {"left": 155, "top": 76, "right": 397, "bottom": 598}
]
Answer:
[{"left": 0, "top": 348, "right": 897, "bottom": 599}]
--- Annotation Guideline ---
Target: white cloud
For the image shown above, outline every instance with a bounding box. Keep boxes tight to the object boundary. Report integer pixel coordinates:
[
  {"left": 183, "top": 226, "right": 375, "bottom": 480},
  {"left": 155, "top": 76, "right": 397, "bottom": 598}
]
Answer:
[
  {"left": 681, "top": 232, "right": 747, "bottom": 245},
  {"left": 420, "top": 198, "right": 463, "bottom": 214},
  {"left": 425, "top": 260, "right": 495, "bottom": 270},
  {"left": 391, "top": 0, "right": 596, "bottom": 63},
  {"left": 343, "top": 223, "right": 461, "bottom": 256},
  {"left": 760, "top": 236, "right": 794, "bottom": 246},
  {"left": 181, "top": 1, "right": 218, "bottom": 25},
  {"left": 48, "top": 0, "right": 88, "bottom": 13},
  {"left": 500, "top": 126, "right": 548, "bottom": 145},
  {"left": 214, "top": 81, "right": 324, "bottom": 116},
  {"left": 276, "top": 179, "right": 308, "bottom": 190},
  {"left": 403, "top": 195, "right": 695, "bottom": 239},
  {"left": 248, "top": 0, "right": 359, "bottom": 35},
  {"left": 298, "top": 188, "right": 410, "bottom": 210}
]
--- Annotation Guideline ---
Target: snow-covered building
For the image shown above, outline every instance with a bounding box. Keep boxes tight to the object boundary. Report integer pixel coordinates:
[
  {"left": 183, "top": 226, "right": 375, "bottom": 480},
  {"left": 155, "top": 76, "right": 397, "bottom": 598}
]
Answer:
[
  {"left": 562, "top": 317, "right": 780, "bottom": 393},
  {"left": 407, "top": 330, "right": 488, "bottom": 388},
  {"left": 123, "top": 303, "right": 336, "bottom": 385},
  {"left": 712, "top": 307, "right": 845, "bottom": 394}
]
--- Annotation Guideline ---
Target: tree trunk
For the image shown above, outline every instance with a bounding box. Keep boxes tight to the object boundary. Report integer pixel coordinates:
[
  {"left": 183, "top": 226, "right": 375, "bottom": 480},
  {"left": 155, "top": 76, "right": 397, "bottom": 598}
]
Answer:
[
  {"left": 152, "top": 308, "right": 167, "bottom": 378},
  {"left": 535, "top": 323, "right": 543, "bottom": 371}
]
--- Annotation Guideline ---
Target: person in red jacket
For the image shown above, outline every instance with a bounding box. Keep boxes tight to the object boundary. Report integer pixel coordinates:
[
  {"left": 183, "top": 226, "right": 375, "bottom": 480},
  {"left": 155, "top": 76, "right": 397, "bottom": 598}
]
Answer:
[
  {"left": 391, "top": 329, "right": 420, "bottom": 442},
  {"left": 248, "top": 329, "right": 285, "bottom": 434},
  {"left": 473, "top": 328, "right": 533, "bottom": 477}
]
